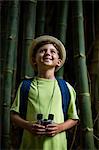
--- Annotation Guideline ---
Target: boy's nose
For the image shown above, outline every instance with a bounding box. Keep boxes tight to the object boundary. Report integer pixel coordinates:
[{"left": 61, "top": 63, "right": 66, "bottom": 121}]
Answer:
[{"left": 45, "top": 49, "right": 51, "bottom": 55}]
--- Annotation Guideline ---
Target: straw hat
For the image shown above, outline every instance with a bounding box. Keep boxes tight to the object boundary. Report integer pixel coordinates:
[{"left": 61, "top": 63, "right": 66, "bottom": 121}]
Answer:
[{"left": 28, "top": 35, "right": 66, "bottom": 72}]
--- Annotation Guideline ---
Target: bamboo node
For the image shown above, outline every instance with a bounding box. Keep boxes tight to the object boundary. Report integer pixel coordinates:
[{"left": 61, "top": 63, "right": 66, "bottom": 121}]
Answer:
[
  {"left": 82, "top": 127, "right": 93, "bottom": 132},
  {"left": 8, "top": 35, "right": 16, "bottom": 40},
  {"left": 74, "top": 53, "right": 85, "bottom": 58},
  {"left": 3, "top": 103, "right": 8, "bottom": 107},
  {"left": 29, "top": 0, "right": 37, "bottom": 3},
  {"left": 3, "top": 69, "right": 13, "bottom": 74},
  {"left": 78, "top": 93, "right": 90, "bottom": 96}
]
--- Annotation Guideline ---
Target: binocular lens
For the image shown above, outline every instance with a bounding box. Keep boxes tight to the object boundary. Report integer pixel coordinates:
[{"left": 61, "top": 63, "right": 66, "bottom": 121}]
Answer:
[
  {"left": 48, "top": 114, "right": 54, "bottom": 120},
  {"left": 37, "top": 114, "right": 43, "bottom": 120},
  {"left": 37, "top": 113, "right": 54, "bottom": 120}
]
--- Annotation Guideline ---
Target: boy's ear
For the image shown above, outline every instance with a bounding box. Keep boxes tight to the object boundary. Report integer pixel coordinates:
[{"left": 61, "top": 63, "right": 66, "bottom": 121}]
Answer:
[{"left": 57, "top": 59, "right": 63, "bottom": 67}]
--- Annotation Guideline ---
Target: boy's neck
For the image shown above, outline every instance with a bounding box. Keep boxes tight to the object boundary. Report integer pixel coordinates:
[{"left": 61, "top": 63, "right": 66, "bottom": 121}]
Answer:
[{"left": 37, "top": 69, "right": 55, "bottom": 79}]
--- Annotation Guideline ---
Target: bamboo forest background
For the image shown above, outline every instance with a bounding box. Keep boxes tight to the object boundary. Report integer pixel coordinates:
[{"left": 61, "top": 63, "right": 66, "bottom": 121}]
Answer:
[{"left": 0, "top": 0, "right": 99, "bottom": 150}]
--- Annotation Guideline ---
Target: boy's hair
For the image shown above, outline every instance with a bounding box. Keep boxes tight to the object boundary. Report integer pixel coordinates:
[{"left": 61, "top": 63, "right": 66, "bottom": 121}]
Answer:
[{"left": 32, "top": 40, "right": 62, "bottom": 59}]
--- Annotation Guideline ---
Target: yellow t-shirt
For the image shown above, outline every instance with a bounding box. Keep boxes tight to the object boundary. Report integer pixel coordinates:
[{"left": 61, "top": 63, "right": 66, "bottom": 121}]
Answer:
[{"left": 10, "top": 77, "right": 79, "bottom": 150}]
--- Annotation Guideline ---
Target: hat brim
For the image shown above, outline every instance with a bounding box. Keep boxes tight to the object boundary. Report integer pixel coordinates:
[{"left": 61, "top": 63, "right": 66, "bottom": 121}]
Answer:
[{"left": 28, "top": 35, "right": 66, "bottom": 72}]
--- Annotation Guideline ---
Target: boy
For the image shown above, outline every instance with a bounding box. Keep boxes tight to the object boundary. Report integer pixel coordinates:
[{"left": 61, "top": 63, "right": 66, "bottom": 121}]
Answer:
[{"left": 10, "top": 35, "right": 79, "bottom": 150}]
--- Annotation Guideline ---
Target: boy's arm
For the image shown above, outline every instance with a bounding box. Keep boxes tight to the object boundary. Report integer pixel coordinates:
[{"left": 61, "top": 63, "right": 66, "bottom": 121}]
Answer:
[
  {"left": 46, "top": 119, "right": 78, "bottom": 136},
  {"left": 10, "top": 112, "right": 46, "bottom": 135},
  {"left": 59, "top": 118, "right": 78, "bottom": 131},
  {"left": 11, "top": 112, "right": 32, "bottom": 132},
  {"left": 59, "top": 119, "right": 78, "bottom": 132}
]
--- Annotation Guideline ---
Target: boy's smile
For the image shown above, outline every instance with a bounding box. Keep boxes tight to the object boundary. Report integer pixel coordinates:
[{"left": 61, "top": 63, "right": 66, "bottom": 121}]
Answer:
[{"left": 34, "top": 44, "right": 62, "bottom": 71}]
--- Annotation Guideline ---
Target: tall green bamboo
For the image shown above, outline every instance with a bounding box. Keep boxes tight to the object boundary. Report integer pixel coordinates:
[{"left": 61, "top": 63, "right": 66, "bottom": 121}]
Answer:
[
  {"left": 2, "top": 0, "right": 19, "bottom": 149},
  {"left": 92, "top": 1, "right": 95, "bottom": 41},
  {"left": 0, "top": 2, "right": 2, "bottom": 148},
  {"left": 11, "top": 43, "right": 17, "bottom": 104},
  {"left": 36, "top": 0, "right": 46, "bottom": 36},
  {"left": 1, "top": 1, "right": 10, "bottom": 147},
  {"left": 55, "top": 0, "right": 69, "bottom": 78},
  {"left": 89, "top": 40, "right": 99, "bottom": 150},
  {"left": 1, "top": 1, "right": 9, "bottom": 77},
  {"left": 21, "top": 0, "right": 37, "bottom": 78},
  {"left": 88, "top": 3, "right": 99, "bottom": 149},
  {"left": 72, "top": 1, "right": 94, "bottom": 149}
]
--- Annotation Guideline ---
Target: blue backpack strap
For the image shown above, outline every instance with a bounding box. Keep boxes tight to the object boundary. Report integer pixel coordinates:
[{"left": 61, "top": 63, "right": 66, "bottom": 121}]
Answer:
[
  {"left": 17, "top": 78, "right": 33, "bottom": 146},
  {"left": 20, "top": 78, "right": 33, "bottom": 119},
  {"left": 56, "top": 78, "right": 70, "bottom": 121}
]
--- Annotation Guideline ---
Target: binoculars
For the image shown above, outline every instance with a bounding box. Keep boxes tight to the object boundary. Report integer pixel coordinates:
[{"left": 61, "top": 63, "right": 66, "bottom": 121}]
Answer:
[{"left": 36, "top": 114, "right": 54, "bottom": 126}]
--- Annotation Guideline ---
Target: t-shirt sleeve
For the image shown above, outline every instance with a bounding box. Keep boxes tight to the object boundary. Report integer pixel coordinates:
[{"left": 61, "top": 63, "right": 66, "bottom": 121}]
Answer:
[
  {"left": 10, "top": 83, "right": 22, "bottom": 114},
  {"left": 66, "top": 82, "right": 79, "bottom": 120}
]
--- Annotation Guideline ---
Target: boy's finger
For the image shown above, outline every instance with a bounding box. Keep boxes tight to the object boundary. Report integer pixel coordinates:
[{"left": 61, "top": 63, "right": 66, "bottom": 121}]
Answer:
[
  {"left": 46, "top": 123, "right": 57, "bottom": 127},
  {"left": 32, "top": 124, "right": 45, "bottom": 129}
]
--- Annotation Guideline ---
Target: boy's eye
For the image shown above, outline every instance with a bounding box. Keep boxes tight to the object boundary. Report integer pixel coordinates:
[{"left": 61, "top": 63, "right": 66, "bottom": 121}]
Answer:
[
  {"left": 38, "top": 48, "right": 58, "bottom": 54},
  {"left": 51, "top": 50, "right": 55, "bottom": 53},
  {"left": 51, "top": 49, "right": 57, "bottom": 54},
  {"left": 39, "top": 49, "right": 45, "bottom": 53}
]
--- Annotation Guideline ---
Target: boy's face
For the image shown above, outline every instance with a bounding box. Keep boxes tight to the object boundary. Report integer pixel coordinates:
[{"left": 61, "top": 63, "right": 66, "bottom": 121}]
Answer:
[{"left": 32, "top": 43, "right": 62, "bottom": 71}]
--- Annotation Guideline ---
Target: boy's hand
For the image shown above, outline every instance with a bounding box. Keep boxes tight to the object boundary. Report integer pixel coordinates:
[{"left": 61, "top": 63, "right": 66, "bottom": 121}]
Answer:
[
  {"left": 45, "top": 119, "right": 78, "bottom": 137},
  {"left": 26, "top": 122, "right": 61, "bottom": 136},
  {"left": 32, "top": 123, "right": 46, "bottom": 135},
  {"left": 26, "top": 122, "right": 46, "bottom": 135},
  {"left": 45, "top": 123, "right": 62, "bottom": 137}
]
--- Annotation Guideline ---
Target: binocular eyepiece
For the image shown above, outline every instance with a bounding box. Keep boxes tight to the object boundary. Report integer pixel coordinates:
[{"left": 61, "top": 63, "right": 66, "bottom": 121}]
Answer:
[{"left": 37, "top": 114, "right": 54, "bottom": 126}]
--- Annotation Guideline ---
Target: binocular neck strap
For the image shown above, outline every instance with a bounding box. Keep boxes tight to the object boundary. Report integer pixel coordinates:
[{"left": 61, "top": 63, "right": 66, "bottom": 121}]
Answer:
[{"left": 36, "top": 79, "right": 56, "bottom": 116}]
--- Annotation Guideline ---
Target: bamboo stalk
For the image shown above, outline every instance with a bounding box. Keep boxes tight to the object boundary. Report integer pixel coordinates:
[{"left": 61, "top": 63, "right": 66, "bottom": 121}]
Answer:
[
  {"left": 88, "top": 3, "right": 99, "bottom": 148},
  {"left": 11, "top": 46, "right": 17, "bottom": 104},
  {"left": 1, "top": 1, "right": 9, "bottom": 102},
  {"left": 2, "top": 0, "right": 19, "bottom": 149},
  {"left": 1, "top": 1, "right": 9, "bottom": 148},
  {"left": 11, "top": 2, "right": 19, "bottom": 103},
  {"left": 10, "top": 0, "right": 19, "bottom": 106},
  {"left": 93, "top": 5, "right": 99, "bottom": 148},
  {"left": 21, "top": 0, "right": 37, "bottom": 78},
  {"left": 36, "top": 0, "right": 46, "bottom": 36},
  {"left": 0, "top": 1, "right": 2, "bottom": 148},
  {"left": 55, "top": 0, "right": 69, "bottom": 78},
  {"left": 92, "top": 1, "right": 95, "bottom": 41},
  {"left": 72, "top": 1, "right": 94, "bottom": 149}
]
